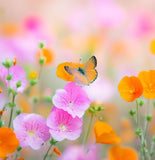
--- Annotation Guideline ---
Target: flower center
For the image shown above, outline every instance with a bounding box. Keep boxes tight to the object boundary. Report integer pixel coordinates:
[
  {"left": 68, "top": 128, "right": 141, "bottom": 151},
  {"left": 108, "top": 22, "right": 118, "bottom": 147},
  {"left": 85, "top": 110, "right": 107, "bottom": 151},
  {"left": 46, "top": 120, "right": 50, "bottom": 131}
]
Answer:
[
  {"left": 129, "top": 89, "right": 135, "bottom": 94},
  {"left": 69, "top": 101, "right": 73, "bottom": 106},
  {"left": 59, "top": 124, "right": 66, "bottom": 131},
  {"left": 28, "top": 131, "right": 35, "bottom": 137}
]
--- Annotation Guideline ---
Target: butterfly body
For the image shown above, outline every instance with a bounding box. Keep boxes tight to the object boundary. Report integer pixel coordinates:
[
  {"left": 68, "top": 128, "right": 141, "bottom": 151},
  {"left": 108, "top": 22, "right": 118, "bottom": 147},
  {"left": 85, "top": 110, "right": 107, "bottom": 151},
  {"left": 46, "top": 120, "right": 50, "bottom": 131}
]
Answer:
[{"left": 65, "top": 56, "right": 98, "bottom": 85}]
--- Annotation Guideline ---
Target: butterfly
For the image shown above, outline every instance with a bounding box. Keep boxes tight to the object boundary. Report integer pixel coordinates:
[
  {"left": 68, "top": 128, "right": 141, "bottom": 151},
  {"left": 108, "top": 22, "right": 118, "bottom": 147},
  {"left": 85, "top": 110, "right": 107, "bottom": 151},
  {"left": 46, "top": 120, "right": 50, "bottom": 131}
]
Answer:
[{"left": 64, "top": 56, "right": 98, "bottom": 85}]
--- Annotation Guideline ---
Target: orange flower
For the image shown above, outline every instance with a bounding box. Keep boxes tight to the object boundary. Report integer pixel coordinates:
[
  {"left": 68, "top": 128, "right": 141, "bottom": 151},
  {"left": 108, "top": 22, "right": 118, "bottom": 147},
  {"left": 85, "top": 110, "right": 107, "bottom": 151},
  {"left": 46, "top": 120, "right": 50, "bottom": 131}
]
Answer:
[
  {"left": 53, "top": 147, "right": 61, "bottom": 156},
  {"left": 0, "top": 127, "right": 19, "bottom": 158},
  {"left": 94, "top": 121, "right": 121, "bottom": 144},
  {"left": 37, "top": 48, "right": 54, "bottom": 65},
  {"left": 56, "top": 62, "right": 85, "bottom": 82},
  {"left": 138, "top": 70, "right": 155, "bottom": 99},
  {"left": 109, "top": 145, "right": 138, "bottom": 160},
  {"left": 118, "top": 76, "right": 143, "bottom": 102},
  {"left": 150, "top": 40, "right": 155, "bottom": 54}
]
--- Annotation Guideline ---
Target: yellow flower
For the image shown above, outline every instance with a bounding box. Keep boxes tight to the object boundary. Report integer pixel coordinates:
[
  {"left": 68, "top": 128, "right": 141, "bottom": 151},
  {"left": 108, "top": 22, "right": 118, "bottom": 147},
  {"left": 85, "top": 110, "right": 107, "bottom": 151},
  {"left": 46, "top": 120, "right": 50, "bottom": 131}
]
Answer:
[{"left": 150, "top": 40, "right": 155, "bottom": 54}]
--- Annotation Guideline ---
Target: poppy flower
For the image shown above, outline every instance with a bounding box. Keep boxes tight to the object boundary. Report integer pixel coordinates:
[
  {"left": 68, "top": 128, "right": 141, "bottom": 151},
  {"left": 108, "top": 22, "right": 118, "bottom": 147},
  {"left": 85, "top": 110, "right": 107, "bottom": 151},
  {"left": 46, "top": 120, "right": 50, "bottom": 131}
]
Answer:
[
  {"left": 118, "top": 76, "right": 143, "bottom": 102},
  {"left": 138, "top": 70, "right": 155, "bottom": 99},
  {"left": 109, "top": 145, "right": 138, "bottom": 160},
  {"left": 56, "top": 62, "right": 85, "bottom": 82},
  {"left": 94, "top": 121, "right": 121, "bottom": 144},
  {"left": 0, "top": 127, "right": 19, "bottom": 158},
  {"left": 37, "top": 48, "right": 54, "bottom": 65}
]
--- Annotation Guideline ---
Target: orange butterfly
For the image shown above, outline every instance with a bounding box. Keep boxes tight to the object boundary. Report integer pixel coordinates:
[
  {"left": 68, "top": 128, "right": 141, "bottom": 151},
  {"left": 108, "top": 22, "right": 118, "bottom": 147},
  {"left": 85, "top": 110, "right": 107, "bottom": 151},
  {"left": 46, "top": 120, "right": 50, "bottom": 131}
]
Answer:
[{"left": 65, "top": 56, "right": 98, "bottom": 85}]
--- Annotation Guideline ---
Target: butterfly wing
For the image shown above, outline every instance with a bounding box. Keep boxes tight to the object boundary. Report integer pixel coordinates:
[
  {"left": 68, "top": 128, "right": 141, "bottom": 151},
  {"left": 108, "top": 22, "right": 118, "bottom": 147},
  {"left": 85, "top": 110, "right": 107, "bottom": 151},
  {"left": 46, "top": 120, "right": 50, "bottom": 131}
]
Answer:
[
  {"left": 65, "top": 66, "right": 89, "bottom": 85},
  {"left": 83, "top": 56, "right": 98, "bottom": 84}
]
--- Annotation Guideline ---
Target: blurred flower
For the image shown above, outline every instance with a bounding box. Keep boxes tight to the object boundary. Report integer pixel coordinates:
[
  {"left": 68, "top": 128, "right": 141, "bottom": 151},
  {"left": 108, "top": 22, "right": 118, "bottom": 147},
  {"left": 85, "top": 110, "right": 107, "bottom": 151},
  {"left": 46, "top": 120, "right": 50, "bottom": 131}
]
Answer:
[
  {"left": 17, "top": 95, "right": 32, "bottom": 113},
  {"left": 128, "top": 11, "right": 155, "bottom": 39},
  {"left": 151, "top": 40, "right": 155, "bottom": 54},
  {"left": 109, "top": 145, "right": 138, "bottom": 160},
  {"left": 138, "top": 70, "right": 155, "bottom": 99},
  {"left": 0, "top": 22, "right": 20, "bottom": 37},
  {"left": 118, "top": 76, "right": 143, "bottom": 102},
  {"left": 37, "top": 48, "right": 54, "bottom": 65},
  {"left": 0, "top": 65, "right": 27, "bottom": 93},
  {"left": 0, "top": 127, "right": 19, "bottom": 159},
  {"left": 29, "top": 71, "right": 38, "bottom": 80},
  {"left": 94, "top": 121, "right": 121, "bottom": 144},
  {"left": 92, "top": 0, "right": 125, "bottom": 29},
  {"left": 56, "top": 62, "right": 85, "bottom": 82},
  {"left": 53, "top": 82, "right": 90, "bottom": 118},
  {"left": 47, "top": 107, "right": 83, "bottom": 141},
  {"left": 59, "top": 145, "right": 99, "bottom": 160},
  {"left": 83, "top": 77, "right": 114, "bottom": 103},
  {"left": 13, "top": 113, "right": 50, "bottom": 150},
  {"left": 120, "top": 119, "right": 135, "bottom": 144}
]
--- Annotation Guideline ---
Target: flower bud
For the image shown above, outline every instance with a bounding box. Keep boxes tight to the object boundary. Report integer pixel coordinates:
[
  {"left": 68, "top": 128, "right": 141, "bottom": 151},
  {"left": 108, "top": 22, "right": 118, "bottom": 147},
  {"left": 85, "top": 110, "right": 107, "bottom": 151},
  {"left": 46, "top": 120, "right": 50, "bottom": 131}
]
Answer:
[{"left": 16, "top": 81, "right": 21, "bottom": 88}]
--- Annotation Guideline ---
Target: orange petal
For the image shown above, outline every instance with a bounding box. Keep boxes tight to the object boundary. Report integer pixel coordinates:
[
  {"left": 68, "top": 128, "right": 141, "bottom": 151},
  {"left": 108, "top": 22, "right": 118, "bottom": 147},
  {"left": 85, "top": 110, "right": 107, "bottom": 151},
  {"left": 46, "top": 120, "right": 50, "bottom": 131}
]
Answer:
[
  {"left": 0, "top": 127, "right": 19, "bottom": 158},
  {"left": 94, "top": 121, "right": 121, "bottom": 144},
  {"left": 56, "top": 62, "right": 85, "bottom": 82},
  {"left": 138, "top": 70, "right": 155, "bottom": 99},
  {"left": 109, "top": 145, "right": 138, "bottom": 160}
]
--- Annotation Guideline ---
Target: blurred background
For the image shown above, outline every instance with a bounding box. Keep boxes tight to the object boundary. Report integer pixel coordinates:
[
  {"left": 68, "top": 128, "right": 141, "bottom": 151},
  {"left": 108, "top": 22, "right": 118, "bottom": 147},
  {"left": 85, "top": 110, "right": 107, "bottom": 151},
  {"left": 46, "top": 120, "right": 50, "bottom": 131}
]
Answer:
[{"left": 0, "top": 0, "right": 155, "bottom": 159}]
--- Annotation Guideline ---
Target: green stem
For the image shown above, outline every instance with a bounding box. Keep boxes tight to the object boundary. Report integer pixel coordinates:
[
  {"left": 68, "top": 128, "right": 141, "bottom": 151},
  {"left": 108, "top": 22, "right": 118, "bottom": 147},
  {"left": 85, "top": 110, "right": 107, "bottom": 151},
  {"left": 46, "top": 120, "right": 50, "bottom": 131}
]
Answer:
[
  {"left": 43, "top": 144, "right": 53, "bottom": 160},
  {"left": 136, "top": 100, "right": 139, "bottom": 127},
  {"left": 8, "top": 95, "right": 16, "bottom": 128},
  {"left": 83, "top": 113, "right": 93, "bottom": 145}
]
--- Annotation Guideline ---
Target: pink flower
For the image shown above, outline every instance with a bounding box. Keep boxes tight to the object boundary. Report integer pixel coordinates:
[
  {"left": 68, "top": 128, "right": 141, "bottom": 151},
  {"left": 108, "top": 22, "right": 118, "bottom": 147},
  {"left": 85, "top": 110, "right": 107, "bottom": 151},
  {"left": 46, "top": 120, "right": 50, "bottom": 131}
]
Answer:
[
  {"left": 59, "top": 145, "right": 100, "bottom": 160},
  {"left": 0, "top": 65, "right": 27, "bottom": 93},
  {"left": 13, "top": 113, "right": 50, "bottom": 150},
  {"left": 52, "top": 82, "right": 90, "bottom": 118},
  {"left": 47, "top": 107, "right": 83, "bottom": 141}
]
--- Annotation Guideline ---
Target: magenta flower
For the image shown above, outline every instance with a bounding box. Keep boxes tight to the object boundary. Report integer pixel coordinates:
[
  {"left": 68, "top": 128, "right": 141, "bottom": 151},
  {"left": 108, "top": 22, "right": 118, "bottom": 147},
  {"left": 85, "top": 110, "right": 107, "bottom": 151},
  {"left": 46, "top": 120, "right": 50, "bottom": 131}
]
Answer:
[
  {"left": 47, "top": 107, "right": 83, "bottom": 141},
  {"left": 52, "top": 82, "right": 90, "bottom": 118},
  {"left": 13, "top": 113, "right": 50, "bottom": 150},
  {"left": 59, "top": 145, "right": 100, "bottom": 160},
  {"left": 0, "top": 65, "right": 27, "bottom": 93}
]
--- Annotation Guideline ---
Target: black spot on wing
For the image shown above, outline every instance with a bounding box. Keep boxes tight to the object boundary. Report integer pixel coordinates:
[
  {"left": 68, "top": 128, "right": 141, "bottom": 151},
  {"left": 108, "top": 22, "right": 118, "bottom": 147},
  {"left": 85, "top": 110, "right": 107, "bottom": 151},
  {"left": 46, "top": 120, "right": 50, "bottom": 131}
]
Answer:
[
  {"left": 78, "top": 67, "right": 85, "bottom": 75},
  {"left": 64, "top": 66, "right": 73, "bottom": 75},
  {"left": 90, "top": 56, "right": 97, "bottom": 67}
]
